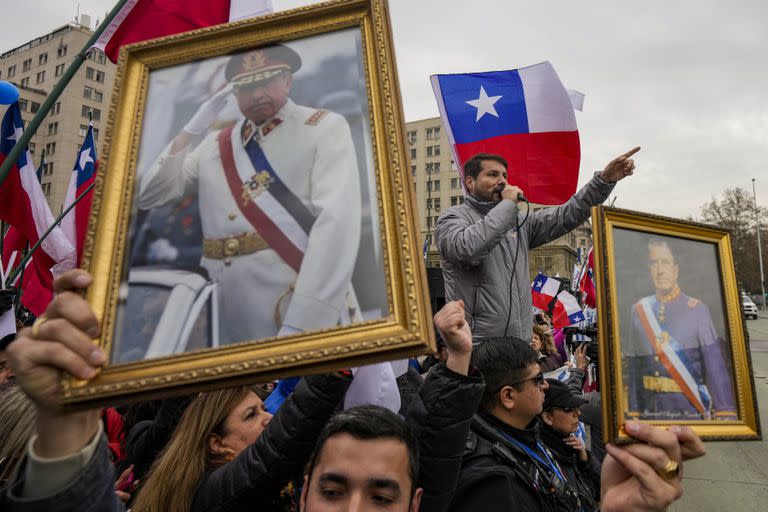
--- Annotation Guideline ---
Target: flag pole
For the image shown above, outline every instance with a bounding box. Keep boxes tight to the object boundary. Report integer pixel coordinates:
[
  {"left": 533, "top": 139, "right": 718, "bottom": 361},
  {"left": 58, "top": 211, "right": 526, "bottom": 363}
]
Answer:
[
  {"left": 0, "top": 0, "right": 129, "bottom": 188},
  {"left": 5, "top": 182, "right": 95, "bottom": 286}
]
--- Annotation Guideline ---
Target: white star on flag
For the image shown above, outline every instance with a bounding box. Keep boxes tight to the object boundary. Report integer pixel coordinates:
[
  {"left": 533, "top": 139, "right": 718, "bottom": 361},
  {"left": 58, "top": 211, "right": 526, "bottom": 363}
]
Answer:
[
  {"left": 7, "top": 124, "right": 23, "bottom": 144},
  {"left": 466, "top": 86, "right": 503, "bottom": 122},
  {"left": 78, "top": 147, "right": 94, "bottom": 171}
]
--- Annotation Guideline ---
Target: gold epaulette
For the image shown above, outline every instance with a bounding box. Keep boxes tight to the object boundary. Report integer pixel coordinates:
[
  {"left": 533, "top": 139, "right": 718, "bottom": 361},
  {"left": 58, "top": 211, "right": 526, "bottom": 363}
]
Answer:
[{"left": 305, "top": 109, "right": 328, "bottom": 125}]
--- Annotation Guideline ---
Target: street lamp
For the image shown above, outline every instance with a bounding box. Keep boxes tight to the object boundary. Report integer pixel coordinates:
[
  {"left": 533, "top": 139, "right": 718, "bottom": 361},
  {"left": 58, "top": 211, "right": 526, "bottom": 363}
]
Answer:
[{"left": 753, "top": 178, "right": 766, "bottom": 309}]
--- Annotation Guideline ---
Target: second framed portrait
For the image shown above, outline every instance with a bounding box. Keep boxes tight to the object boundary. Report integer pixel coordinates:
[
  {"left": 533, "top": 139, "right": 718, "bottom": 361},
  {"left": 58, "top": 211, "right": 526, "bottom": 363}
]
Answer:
[
  {"left": 592, "top": 206, "right": 761, "bottom": 442},
  {"left": 63, "top": 0, "right": 434, "bottom": 407}
]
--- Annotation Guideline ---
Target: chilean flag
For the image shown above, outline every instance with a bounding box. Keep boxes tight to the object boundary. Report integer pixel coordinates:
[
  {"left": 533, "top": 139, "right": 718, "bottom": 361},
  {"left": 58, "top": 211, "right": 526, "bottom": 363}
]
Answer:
[
  {"left": 93, "top": 0, "right": 274, "bottom": 63},
  {"left": 62, "top": 124, "right": 97, "bottom": 266},
  {"left": 0, "top": 103, "right": 76, "bottom": 293},
  {"left": 552, "top": 289, "right": 585, "bottom": 329},
  {"left": 531, "top": 272, "right": 561, "bottom": 311},
  {"left": 1, "top": 227, "right": 53, "bottom": 316},
  {"left": 431, "top": 62, "right": 580, "bottom": 205},
  {"left": 578, "top": 246, "right": 597, "bottom": 308}
]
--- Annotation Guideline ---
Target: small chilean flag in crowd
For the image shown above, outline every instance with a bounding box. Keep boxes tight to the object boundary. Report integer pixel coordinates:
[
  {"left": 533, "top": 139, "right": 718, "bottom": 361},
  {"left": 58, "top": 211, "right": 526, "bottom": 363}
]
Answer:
[
  {"left": 93, "top": 0, "right": 274, "bottom": 63},
  {"left": 552, "top": 289, "right": 585, "bottom": 329},
  {"left": 531, "top": 272, "right": 561, "bottom": 311},
  {"left": 61, "top": 124, "right": 97, "bottom": 265},
  {"left": 578, "top": 246, "right": 597, "bottom": 308},
  {"left": 431, "top": 62, "right": 580, "bottom": 205}
]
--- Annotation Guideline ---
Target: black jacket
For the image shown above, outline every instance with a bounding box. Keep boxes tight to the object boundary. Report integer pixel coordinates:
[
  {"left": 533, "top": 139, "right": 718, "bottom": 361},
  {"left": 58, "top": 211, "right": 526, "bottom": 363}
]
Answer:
[
  {"left": 538, "top": 424, "right": 600, "bottom": 511},
  {"left": 449, "top": 412, "right": 585, "bottom": 512},
  {"left": 191, "top": 372, "right": 351, "bottom": 512},
  {"left": 405, "top": 363, "right": 485, "bottom": 512},
  {"left": 122, "top": 394, "right": 193, "bottom": 481}
]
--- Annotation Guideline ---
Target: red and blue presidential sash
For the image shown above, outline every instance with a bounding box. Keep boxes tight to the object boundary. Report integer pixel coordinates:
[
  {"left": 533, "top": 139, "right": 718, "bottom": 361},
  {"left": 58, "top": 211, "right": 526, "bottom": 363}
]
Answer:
[
  {"left": 634, "top": 297, "right": 711, "bottom": 419},
  {"left": 217, "top": 123, "right": 316, "bottom": 273}
]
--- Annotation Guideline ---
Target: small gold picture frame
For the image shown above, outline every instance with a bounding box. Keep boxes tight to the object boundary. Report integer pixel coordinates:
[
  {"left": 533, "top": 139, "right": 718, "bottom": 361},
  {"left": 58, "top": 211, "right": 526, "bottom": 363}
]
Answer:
[
  {"left": 592, "top": 206, "right": 761, "bottom": 442},
  {"left": 62, "top": 0, "right": 434, "bottom": 407}
]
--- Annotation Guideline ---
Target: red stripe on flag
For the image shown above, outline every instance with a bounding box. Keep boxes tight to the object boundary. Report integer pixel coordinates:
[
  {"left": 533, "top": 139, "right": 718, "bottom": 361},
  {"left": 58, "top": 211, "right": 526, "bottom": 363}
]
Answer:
[
  {"left": 217, "top": 126, "right": 303, "bottom": 273},
  {"left": 103, "top": 0, "right": 231, "bottom": 62},
  {"left": 455, "top": 131, "right": 580, "bottom": 205}
]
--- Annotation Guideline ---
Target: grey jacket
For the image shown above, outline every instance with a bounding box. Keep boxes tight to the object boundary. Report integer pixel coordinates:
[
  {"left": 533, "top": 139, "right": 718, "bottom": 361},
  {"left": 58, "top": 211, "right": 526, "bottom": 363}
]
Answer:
[{"left": 435, "top": 174, "right": 614, "bottom": 340}]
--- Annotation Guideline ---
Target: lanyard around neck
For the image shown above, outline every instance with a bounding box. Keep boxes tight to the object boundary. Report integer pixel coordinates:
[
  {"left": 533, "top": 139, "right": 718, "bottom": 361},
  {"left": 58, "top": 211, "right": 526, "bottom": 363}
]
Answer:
[{"left": 500, "top": 431, "right": 567, "bottom": 484}]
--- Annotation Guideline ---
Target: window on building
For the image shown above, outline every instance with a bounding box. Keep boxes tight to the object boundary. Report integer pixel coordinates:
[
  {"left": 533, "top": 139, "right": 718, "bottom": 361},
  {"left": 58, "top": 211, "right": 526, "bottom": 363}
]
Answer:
[
  {"left": 434, "top": 162, "right": 441, "bottom": 173},
  {"left": 434, "top": 198, "right": 441, "bottom": 210},
  {"left": 39, "top": 53, "right": 48, "bottom": 65},
  {"left": 83, "top": 86, "right": 93, "bottom": 99},
  {"left": 79, "top": 125, "right": 88, "bottom": 137},
  {"left": 55, "top": 63, "right": 65, "bottom": 77},
  {"left": 434, "top": 215, "right": 439, "bottom": 226},
  {"left": 29, "top": 101, "right": 40, "bottom": 113},
  {"left": 411, "top": 165, "right": 416, "bottom": 176},
  {"left": 88, "top": 51, "right": 107, "bottom": 64},
  {"left": 410, "top": 148, "right": 416, "bottom": 159},
  {"left": 45, "top": 142, "right": 56, "bottom": 155},
  {"left": 433, "top": 179, "right": 441, "bottom": 191},
  {"left": 451, "top": 160, "right": 458, "bottom": 171},
  {"left": 426, "top": 146, "right": 433, "bottom": 157},
  {"left": 43, "top": 161, "right": 54, "bottom": 176},
  {"left": 426, "top": 198, "right": 432, "bottom": 210},
  {"left": 407, "top": 131, "right": 416, "bottom": 145},
  {"left": 42, "top": 183, "right": 51, "bottom": 195},
  {"left": 36, "top": 70, "right": 45, "bottom": 84},
  {"left": 451, "top": 196, "right": 458, "bottom": 206},
  {"left": 22, "top": 59, "right": 32, "bottom": 72},
  {"left": 426, "top": 127, "right": 441, "bottom": 140},
  {"left": 450, "top": 177, "right": 458, "bottom": 189},
  {"left": 85, "top": 67, "right": 105, "bottom": 83},
  {"left": 57, "top": 44, "right": 68, "bottom": 58},
  {"left": 459, "top": 196, "right": 464, "bottom": 205},
  {"left": 433, "top": 145, "right": 441, "bottom": 156},
  {"left": 50, "top": 101, "right": 61, "bottom": 116},
  {"left": 7, "top": 65, "right": 16, "bottom": 77},
  {"left": 20, "top": 77, "right": 30, "bottom": 87},
  {"left": 47, "top": 122, "right": 58, "bottom": 135},
  {"left": 94, "top": 90, "right": 103, "bottom": 102},
  {"left": 19, "top": 99, "right": 28, "bottom": 111},
  {"left": 81, "top": 105, "right": 101, "bottom": 121},
  {"left": 425, "top": 162, "right": 434, "bottom": 175},
  {"left": 426, "top": 181, "right": 432, "bottom": 193},
  {"left": 93, "top": 127, "right": 99, "bottom": 140},
  {"left": 426, "top": 216, "right": 432, "bottom": 228}
]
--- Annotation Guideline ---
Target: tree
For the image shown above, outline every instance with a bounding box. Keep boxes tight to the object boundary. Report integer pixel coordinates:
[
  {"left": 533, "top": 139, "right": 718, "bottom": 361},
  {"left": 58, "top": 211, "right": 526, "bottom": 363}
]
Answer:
[{"left": 699, "top": 187, "right": 768, "bottom": 294}]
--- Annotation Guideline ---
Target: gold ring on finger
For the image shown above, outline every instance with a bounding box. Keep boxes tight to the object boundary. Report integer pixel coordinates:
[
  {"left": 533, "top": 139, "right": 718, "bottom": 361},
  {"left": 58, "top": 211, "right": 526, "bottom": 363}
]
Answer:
[
  {"left": 31, "top": 316, "right": 49, "bottom": 339},
  {"left": 656, "top": 459, "right": 679, "bottom": 481}
]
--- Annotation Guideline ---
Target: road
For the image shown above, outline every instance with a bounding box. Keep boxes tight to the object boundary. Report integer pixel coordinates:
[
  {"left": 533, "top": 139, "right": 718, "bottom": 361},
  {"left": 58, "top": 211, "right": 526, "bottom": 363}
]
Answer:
[{"left": 671, "top": 315, "right": 768, "bottom": 510}]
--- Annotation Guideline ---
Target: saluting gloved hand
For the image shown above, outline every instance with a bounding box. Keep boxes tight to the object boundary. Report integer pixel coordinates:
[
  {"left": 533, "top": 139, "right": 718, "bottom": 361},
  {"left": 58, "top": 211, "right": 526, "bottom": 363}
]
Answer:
[
  {"left": 183, "top": 84, "right": 234, "bottom": 136},
  {"left": 147, "top": 238, "right": 179, "bottom": 263}
]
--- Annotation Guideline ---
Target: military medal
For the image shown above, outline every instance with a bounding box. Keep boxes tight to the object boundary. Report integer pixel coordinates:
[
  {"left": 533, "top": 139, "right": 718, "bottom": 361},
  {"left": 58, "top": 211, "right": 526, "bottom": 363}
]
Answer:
[{"left": 241, "top": 171, "right": 274, "bottom": 206}]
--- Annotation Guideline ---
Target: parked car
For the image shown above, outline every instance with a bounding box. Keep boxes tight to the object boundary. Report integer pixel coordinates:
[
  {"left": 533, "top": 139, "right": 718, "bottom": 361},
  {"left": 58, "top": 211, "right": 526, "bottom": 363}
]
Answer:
[
  {"left": 742, "top": 296, "right": 759, "bottom": 320},
  {"left": 112, "top": 268, "right": 220, "bottom": 364}
]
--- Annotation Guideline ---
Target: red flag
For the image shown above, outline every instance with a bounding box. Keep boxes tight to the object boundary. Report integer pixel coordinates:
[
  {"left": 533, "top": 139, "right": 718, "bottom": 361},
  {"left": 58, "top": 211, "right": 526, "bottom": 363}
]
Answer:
[
  {"left": 93, "top": 0, "right": 274, "bottom": 63},
  {"left": 1, "top": 227, "right": 53, "bottom": 316},
  {"left": 578, "top": 248, "right": 597, "bottom": 309}
]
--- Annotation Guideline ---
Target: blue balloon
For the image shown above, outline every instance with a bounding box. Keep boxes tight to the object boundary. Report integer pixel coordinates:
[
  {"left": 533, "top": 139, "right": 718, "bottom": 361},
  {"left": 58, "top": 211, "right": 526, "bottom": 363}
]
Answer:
[{"left": 0, "top": 81, "right": 20, "bottom": 105}]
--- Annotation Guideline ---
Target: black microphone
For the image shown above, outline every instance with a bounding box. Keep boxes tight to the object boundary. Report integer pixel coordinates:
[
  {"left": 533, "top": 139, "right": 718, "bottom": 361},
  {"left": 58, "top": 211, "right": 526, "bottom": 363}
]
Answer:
[{"left": 497, "top": 183, "right": 528, "bottom": 202}]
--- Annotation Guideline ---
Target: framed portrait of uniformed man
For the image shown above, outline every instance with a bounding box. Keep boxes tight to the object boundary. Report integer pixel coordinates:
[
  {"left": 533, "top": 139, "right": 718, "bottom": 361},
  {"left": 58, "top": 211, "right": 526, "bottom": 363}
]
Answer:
[
  {"left": 592, "top": 206, "right": 761, "bottom": 442},
  {"left": 61, "top": 0, "right": 435, "bottom": 407}
]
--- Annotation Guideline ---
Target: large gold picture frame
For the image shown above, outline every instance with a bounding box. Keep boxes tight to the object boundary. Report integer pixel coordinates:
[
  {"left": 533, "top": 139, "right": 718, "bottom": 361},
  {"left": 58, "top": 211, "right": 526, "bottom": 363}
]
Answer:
[
  {"left": 61, "top": 0, "right": 434, "bottom": 407},
  {"left": 593, "top": 206, "right": 761, "bottom": 442}
]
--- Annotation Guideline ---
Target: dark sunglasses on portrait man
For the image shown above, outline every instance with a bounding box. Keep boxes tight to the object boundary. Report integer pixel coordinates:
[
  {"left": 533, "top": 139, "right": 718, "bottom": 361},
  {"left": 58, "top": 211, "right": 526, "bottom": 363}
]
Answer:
[{"left": 494, "top": 371, "right": 546, "bottom": 393}]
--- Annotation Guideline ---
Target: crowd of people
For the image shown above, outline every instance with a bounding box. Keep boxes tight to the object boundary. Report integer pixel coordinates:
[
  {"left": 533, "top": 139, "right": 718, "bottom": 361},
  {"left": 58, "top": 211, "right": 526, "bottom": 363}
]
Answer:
[{"left": 0, "top": 148, "right": 708, "bottom": 512}]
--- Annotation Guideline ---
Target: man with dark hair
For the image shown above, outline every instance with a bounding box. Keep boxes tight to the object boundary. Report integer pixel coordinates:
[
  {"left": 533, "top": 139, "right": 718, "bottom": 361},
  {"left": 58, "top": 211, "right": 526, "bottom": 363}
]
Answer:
[
  {"left": 627, "top": 237, "right": 736, "bottom": 421},
  {"left": 300, "top": 405, "right": 422, "bottom": 512},
  {"left": 435, "top": 148, "right": 640, "bottom": 340}
]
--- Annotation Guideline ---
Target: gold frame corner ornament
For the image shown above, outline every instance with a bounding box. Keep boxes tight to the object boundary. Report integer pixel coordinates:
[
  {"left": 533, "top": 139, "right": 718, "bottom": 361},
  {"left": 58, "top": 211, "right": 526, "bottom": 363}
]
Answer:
[
  {"left": 64, "top": 0, "right": 434, "bottom": 407},
  {"left": 593, "top": 206, "right": 761, "bottom": 443}
]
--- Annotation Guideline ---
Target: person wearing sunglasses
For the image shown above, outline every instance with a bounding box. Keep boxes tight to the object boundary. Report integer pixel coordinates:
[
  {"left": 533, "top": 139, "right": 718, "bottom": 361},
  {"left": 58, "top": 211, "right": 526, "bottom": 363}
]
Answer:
[{"left": 539, "top": 378, "right": 600, "bottom": 511}]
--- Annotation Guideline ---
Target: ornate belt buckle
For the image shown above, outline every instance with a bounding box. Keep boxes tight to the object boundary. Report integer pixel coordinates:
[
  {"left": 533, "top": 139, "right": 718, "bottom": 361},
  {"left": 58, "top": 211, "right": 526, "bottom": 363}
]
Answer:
[{"left": 224, "top": 237, "right": 240, "bottom": 257}]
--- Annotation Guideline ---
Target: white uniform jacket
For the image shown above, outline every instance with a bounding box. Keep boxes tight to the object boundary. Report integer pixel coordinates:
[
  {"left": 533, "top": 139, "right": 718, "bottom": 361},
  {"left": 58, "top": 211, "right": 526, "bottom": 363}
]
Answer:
[{"left": 139, "top": 100, "right": 362, "bottom": 343}]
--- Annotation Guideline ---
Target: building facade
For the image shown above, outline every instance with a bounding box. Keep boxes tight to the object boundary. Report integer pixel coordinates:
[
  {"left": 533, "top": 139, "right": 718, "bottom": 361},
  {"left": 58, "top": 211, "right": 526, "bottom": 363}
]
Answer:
[
  {"left": 0, "top": 16, "right": 116, "bottom": 214},
  {"left": 405, "top": 116, "right": 590, "bottom": 283}
]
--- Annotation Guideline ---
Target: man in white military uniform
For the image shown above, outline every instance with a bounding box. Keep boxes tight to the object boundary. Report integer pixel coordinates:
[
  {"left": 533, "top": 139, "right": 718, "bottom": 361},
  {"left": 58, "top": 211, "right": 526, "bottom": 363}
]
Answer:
[{"left": 139, "top": 44, "right": 361, "bottom": 344}]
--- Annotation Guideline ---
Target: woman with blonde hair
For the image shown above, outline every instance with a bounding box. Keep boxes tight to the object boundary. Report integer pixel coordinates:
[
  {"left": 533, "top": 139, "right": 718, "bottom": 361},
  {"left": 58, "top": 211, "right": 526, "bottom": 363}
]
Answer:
[
  {"left": 132, "top": 373, "right": 350, "bottom": 512},
  {"left": 531, "top": 323, "right": 563, "bottom": 373}
]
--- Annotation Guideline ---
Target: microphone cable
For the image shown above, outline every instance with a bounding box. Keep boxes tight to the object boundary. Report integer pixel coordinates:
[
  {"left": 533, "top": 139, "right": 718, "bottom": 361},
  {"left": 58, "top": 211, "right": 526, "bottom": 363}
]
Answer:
[{"left": 503, "top": 196, "right": 530, "bottom": 337}]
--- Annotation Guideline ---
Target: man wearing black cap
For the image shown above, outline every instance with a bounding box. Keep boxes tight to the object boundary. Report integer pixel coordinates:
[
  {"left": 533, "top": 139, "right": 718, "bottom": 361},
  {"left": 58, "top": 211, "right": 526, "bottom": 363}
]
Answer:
[
  {"left": 138, "top": 43, "right": 361, "bottom": 345},
  {"left": 539, "top": 378, "right": 600, "bottom": 511}
]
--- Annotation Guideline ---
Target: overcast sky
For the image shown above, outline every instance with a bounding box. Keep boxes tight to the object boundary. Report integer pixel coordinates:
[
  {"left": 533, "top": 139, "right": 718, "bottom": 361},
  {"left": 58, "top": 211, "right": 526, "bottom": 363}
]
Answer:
[{"left": 2, "top": 0, "right": 767, "bottom": 219}]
